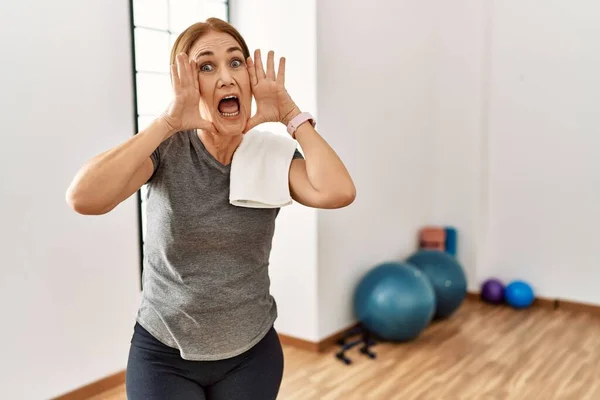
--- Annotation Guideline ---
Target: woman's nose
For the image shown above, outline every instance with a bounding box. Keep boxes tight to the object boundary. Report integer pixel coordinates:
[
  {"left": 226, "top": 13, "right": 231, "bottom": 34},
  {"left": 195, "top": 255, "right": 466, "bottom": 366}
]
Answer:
[{"left": 218, "top": 70, "right": 235, "bottom": 87}]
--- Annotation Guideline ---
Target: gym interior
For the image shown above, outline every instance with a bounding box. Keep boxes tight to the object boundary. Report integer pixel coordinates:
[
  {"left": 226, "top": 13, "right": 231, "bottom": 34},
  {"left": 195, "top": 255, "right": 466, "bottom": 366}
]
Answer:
[{"left": 2, "top": 1, "right": 599, "bottom": 399}]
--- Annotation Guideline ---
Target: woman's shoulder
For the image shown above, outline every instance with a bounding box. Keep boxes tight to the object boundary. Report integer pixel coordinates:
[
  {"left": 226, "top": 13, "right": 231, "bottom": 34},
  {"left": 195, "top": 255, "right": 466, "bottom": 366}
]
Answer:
[
  {"left": 156, "top": 130, "right": 193, "bottom": 155},
  {"left": 149, "top": 130, "right": 194, "bottom": 174},
  {"left": 165, "top": 129, "right": 194, "bottom": 146}
]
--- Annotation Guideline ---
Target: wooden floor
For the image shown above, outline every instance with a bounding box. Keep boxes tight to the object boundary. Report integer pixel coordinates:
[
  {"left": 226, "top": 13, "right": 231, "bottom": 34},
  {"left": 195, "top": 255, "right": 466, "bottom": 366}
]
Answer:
[{"left": 92, "top": 300, "right": 600, "bottom": 399}]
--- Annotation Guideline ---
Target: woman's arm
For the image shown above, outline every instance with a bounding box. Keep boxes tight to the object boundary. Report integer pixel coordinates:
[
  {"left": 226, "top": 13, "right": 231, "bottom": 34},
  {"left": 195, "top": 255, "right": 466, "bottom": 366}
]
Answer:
[
  {"left": 66, "top": 117, "right": 174, "bottom": 215},
  {"left": 243, "top": 49, "right": 355, "bottom": 209},
  {"left": 287, "top": 113, "right": 356, "bottom": 209},
  {"left": 66, "top": 53, "right": 216, "bottom": 215}
]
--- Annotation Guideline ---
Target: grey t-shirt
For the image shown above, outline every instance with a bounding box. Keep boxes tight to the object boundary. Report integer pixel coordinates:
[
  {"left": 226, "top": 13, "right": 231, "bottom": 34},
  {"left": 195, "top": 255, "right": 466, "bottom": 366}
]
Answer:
[{"left": 136, "top": 129, "right": 302, "bottom": 361}]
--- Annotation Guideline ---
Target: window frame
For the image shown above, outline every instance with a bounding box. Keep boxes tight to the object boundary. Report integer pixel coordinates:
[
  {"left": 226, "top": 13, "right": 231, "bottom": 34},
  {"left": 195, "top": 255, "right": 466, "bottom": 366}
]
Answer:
[{"left": 128, "top": 0, "right": 230, "bottom": 287}]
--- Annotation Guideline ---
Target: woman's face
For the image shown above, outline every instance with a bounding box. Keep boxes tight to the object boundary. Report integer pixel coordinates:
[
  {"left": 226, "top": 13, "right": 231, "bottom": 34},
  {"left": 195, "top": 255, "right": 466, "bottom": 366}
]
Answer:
[{"left": 189, "top": 31, "right": 251, "bottom": 136}]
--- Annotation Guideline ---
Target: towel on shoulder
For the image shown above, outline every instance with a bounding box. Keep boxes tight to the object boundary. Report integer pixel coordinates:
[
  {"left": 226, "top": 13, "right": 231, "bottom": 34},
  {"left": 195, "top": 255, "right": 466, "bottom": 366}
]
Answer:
[{"left": 229, "top": 129, "right": 299, "bottom": 208}]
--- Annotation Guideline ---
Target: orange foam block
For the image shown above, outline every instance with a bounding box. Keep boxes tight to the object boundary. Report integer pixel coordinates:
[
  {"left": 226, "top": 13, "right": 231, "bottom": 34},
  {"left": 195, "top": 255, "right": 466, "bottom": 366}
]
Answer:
[{"left": 419, "top": 227, "right": 446, "bottom": 251}]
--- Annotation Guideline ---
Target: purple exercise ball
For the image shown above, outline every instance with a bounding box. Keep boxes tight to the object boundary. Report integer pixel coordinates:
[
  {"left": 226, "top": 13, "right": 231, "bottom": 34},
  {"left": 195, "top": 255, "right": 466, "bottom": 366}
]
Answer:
[{"left": 481, "top": 279, "right": 505, "bottom": 304}]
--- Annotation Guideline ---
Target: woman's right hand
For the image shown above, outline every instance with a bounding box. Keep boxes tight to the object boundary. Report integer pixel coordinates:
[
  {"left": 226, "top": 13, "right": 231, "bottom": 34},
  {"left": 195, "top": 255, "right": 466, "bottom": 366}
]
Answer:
[{"left": 161, "top": 53, "right": 216, "bottom": 134}]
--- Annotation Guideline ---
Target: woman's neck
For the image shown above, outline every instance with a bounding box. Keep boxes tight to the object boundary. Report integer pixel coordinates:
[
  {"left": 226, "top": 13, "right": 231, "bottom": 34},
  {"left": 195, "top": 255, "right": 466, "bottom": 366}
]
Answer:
[{"left": 196, "top": 129, "right": 243, "bottom": 166}]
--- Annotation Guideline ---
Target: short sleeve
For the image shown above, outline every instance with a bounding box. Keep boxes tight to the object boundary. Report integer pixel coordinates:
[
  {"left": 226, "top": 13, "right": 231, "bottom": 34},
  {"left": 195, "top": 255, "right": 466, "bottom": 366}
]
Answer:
[
  {"left": 147, "top": 143, "right": 162, "bottom": 183},
  {"left": 146, "top": 130, "right": 188, "bottom": 183},
  {"left": 150, "top": 146, "right": 160, "bottom": 172},
  {"left": 292, "top": 148, "right": 304, "bottom": 160}
]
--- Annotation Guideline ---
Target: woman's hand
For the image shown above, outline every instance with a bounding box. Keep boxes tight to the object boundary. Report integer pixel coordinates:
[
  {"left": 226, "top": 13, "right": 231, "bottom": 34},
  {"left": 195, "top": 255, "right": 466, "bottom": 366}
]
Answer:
[
  {"left": 244, "top": 49, "right": 300, "bottom": 133},
  {"left": 161, "top": 53, "right": 217, "bottom": 134}
]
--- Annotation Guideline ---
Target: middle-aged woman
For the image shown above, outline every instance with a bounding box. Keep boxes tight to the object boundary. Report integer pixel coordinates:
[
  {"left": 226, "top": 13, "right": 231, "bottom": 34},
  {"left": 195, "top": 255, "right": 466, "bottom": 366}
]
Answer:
[{"left": 66, "top": 17, "right": 355, "bottom": 400}]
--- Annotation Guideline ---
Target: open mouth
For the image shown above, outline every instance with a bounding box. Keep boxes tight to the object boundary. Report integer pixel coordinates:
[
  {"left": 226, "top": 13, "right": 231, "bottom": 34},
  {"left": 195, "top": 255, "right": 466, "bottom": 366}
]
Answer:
[{"left": 217, "top": 95, "right": 240, "bottom": 118}]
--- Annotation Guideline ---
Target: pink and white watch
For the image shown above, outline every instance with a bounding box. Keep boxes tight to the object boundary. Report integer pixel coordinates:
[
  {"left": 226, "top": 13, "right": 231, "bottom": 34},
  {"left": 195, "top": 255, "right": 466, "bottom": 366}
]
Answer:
[{"left": 286, "top": 112, "right": 316, "bottom": 138}]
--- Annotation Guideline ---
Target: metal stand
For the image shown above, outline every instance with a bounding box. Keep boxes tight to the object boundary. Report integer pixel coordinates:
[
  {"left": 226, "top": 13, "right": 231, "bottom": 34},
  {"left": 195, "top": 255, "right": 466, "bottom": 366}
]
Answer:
[{"left": 335, "top": 325, "right": 377, "bottom": 365}]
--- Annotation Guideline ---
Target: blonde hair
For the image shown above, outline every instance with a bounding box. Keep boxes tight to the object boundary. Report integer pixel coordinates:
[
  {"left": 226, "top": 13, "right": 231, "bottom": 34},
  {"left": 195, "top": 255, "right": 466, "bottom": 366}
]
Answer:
[{"left": 170, "top": 18, "right": 250, "bottom": 66}]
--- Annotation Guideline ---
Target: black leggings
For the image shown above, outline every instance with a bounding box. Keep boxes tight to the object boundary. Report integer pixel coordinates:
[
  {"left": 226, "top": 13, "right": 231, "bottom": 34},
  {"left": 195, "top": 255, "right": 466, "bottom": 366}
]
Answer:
[{"left": 126, "top": 323, "right": 284, "bottom": 400}]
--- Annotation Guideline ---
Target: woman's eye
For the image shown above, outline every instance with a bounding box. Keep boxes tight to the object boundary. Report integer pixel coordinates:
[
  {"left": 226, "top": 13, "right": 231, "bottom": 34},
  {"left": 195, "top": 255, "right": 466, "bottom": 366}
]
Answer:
[
  {"left": 231, "top": 59, "right": 242, "bottom": 68},
  {"left": 200, "top": 64, "right": 213, "bottom": 72}
]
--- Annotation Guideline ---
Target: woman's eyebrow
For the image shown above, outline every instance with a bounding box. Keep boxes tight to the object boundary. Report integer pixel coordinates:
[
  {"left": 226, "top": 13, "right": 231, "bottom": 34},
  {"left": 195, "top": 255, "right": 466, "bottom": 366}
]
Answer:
[
  {"left": 195, "top": 50, "right": 213, "bottom": 58},
  {"left": 195, "top": 47, "right": 243, "bottom": 59},
  {"left": 227, "top": 46, "right": 243, "bottom": 54}
]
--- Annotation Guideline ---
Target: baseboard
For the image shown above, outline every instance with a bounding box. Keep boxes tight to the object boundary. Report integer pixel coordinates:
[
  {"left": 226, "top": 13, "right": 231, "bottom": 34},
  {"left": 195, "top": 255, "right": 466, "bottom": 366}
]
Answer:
[
  {"left": 555, "top": 298, "right": 600, "bottom": 317},
  {"left": 465, "top": 291, "right": 480, "bottom": 301},
  {"left": 315, "top": 322, "right": 361, "bottom": 352},
  {"left": 468, "top": 291, "right": 556, "bottom": 310},
  {"left": 279, "top": 294, "right": 600, "bottom": 354},
  {"left": 278, "top": 333, "right": 320, "bottom": 352},
  {"left": 534, "top": 296, "right": 558, "bottom": 310},
  {"left": 280, "top": 292, "right": 600, "bottom": 354},
  {"left": 468, "top": 290, "right": 557, "bottom": 309},
  {"left": 52, "top": 370, "right": 125, "bottom": 400},
  {"left": 278, "top": 322, "right": 361, "bottom": 353},
  {"left": 467, "top": 290, "right": 600, "bottom": 314}
]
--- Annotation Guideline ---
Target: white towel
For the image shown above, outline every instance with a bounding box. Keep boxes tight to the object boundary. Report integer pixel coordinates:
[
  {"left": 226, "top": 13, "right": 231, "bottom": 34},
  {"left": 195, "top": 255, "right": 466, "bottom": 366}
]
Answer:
[{"left": 229, "top": 129, "right": 298, "bottom": 208}]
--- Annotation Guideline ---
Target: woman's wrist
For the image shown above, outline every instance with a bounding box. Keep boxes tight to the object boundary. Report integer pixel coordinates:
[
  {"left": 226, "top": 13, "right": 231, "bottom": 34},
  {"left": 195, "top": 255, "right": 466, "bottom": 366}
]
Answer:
[
  {"left": 155, "top": 114, "right": 180, "bottom": 140},
  {"left": 281, "top": 107, "right": 302, "bottom": 127}
]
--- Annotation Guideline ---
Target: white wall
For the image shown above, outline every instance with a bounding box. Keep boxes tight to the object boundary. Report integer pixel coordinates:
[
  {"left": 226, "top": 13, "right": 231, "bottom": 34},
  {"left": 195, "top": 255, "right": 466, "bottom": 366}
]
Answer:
[
  {"left": 233, "top": 0, "right": 600, "bottom": 343},
  {"left": 230, "top": 0, "right": 320, "bottom": 341},
  {"left": 428, "top": 0, "right": 487, "bottom": 293},
  {"left": 0, "top": 1, "right": 140, "bottom": 398},
  {"left": 482, "top": 0, "right": 600, "bottom": 304},
  {"left": 316, "top": 0, "right": 600, "bottom": 339},
  {"left": 316, "top": 0, "right": 442, "bottom": 338},
  {"left": 239, "top": 0, "right": 487, "bottom": 340}
]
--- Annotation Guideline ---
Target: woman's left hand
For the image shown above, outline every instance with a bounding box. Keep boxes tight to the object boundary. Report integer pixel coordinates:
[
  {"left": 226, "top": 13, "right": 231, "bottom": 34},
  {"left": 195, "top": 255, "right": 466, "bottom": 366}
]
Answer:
[{"left": 244, "top": 49, "right": 300, "bottom": 133}]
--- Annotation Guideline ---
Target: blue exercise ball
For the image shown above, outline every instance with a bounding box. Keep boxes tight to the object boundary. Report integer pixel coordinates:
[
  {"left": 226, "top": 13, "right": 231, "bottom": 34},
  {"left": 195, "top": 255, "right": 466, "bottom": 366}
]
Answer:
[
  {"left": 354, "top": 261, "right": 435, "bottom": 342},
  {"left": 406, "top": 250, "right": 467, "bottom": 319},
  {"left": 504, "top": 280, "right": 534, "bottom": 309}
]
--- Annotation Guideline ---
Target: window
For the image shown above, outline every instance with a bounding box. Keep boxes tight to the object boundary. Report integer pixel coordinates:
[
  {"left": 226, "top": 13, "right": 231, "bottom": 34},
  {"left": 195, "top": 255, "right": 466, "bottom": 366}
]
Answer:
[{"left": 129, "top": 0, "right": 230, "bottom": 274}]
